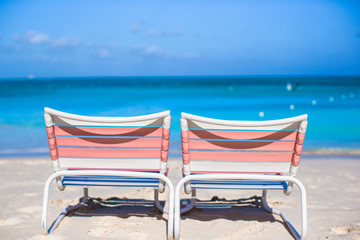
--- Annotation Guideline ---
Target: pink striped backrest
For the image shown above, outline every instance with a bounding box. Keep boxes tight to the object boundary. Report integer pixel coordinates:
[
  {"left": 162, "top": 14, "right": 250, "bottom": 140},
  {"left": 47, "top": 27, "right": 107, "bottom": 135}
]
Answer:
[
  {"left": 180, "top": 113, "right": 308, "bottom": 175},
  {"left": 44, "top": 108, "right": 171, "bottom": 173}
]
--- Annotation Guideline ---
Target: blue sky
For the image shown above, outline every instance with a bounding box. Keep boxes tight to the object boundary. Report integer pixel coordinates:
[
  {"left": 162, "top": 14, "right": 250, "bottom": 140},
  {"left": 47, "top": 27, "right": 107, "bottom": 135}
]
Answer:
[{"left": 0, "top": 0, "right": 359, "bottom": 78}]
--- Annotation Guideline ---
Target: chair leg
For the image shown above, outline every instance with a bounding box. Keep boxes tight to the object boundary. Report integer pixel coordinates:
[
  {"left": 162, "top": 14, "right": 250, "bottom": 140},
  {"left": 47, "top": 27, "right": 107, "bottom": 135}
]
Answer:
[
  {"left": 180, "top": 189, "right": 196, "bottom": 214},
  {"left": 262, "top": 190, "right": 306, "bottom": 239},
  {"left": 42, "top": 170, "right": 175, "bottom": 239},
  {"left": 154, "top": 188, "right": 168, "bottom": 213},
  {"left": 42, "top": 185, "right": 89, "bottom": 234}
]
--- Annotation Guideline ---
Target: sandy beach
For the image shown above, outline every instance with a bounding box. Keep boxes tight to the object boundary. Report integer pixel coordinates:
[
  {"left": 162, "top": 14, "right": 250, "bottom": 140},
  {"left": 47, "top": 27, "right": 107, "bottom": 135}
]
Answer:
[{"left": 0, "top": 156, "right": 359, "bottom": 240}]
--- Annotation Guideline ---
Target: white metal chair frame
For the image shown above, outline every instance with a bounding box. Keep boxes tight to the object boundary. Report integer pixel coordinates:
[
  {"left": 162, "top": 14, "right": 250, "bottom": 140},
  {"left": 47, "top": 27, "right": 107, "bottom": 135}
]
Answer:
[
  {"left": 42, "top": 108, "right": 174, "bottom": 240},
  {"left": 174, "top": 113, "right": 308, "bottom": 240}
]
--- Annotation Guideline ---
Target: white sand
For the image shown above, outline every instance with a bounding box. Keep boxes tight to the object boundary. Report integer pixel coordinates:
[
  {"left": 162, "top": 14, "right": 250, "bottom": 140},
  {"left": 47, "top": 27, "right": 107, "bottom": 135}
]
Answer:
[{"left": 0, "top": 157, "right": 359, "bottom": 239}]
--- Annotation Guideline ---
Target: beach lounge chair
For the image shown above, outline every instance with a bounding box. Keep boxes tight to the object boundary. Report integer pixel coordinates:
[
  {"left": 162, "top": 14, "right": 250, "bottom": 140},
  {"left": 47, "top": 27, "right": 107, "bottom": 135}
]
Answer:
[
  {"left": 174, "top": 113, "right": 308, "bottom": 240},
  {"left": 42, "top": 108, "right": 174, "bottom": 239}
]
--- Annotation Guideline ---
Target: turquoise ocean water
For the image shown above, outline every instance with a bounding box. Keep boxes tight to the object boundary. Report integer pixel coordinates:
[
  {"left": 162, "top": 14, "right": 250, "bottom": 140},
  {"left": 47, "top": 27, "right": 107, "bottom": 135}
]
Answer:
[{"left": 0, "top": 76, "right": 359, "bottom": 158}]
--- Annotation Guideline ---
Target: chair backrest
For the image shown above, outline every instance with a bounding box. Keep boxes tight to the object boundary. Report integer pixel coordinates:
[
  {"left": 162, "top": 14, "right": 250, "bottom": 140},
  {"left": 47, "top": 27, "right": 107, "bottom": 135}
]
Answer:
[
  {"left": 180, "top": 113, "right": 308, "bottom": 176},
  {"left": 44, "top": 108, "right": 171, "bottom": 174}
]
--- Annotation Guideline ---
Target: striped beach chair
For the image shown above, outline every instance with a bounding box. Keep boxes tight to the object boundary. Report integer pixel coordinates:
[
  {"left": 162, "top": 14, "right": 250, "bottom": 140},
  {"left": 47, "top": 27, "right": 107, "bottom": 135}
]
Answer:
[
  {"left": 174, "top": 113, "right": 308, "bottom": 240},
  {"left": 42, "top": 108, "right": 174, "bottom": 239}
]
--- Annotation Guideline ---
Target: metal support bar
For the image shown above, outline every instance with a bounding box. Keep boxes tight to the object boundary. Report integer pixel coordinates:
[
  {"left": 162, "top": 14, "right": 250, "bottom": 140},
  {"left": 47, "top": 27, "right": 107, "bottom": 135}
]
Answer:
[
  {"left": 174, "top": 174, "right": 307, "bottom": 240},
  {"left": 154, "top": 188, "right": 168, "bottom": 213},
  {"left": 42, "top": 170, "right": 174, "bottom": 240},
  {"left": 180, "top": 189, "right": 196, "bottom": 214},
  {"left": 46, "top": 187, "right": 89, "bottom": 234},
  {"left": 262, "top": 190, "right": 303, "bottom": 239}
]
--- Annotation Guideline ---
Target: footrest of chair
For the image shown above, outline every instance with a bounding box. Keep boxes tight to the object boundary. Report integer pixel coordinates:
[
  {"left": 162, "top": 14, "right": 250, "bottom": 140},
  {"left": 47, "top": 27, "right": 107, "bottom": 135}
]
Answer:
[
  {"left": 62, "top": 176, "right": 161, "bottom": 187},
  {"left": 190, "top": 180, "right": 288, "bottom": 190}
]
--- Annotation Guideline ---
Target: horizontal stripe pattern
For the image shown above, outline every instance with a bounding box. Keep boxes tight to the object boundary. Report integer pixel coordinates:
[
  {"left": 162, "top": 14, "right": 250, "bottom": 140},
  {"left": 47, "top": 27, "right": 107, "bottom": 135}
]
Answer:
[
  {"left": 54, "top": 126, "right": 162, "bottom": 137},
  {"left": 190, "top": 180, "right": 287, "bottom": 190},
  {"left": 45, "top": 109, "right": 171, "bottom": 188},
  {"left": 57, "top": 148, "right": 160, "bottom": 158},
  {"left": 52, "top": 115, "right": 164, "bottom": 127},
  {"left": 181, "top": 113, "right": 307, "bottom": 192},
  {"left": 62, "top": 175, "right": 160, "bottom": 187},
  {"left": 182, "top": 118, "right": 302, "bottom": 175},
  {"left": 53, "top": 125, "right": 164, "bottom": 162},
  {"left": 55, "top": 136, "right": 162, "bottom": 148},
  {"left": 188, "top": 130, "right": 297, "bottom": 141},
  {"left": 189, "top": 139, "right": 295, "bottom": 151},
  {"left": 189, "top": 151, "right": 293, "bottom": 162},
  {"left": 187, "top": 119, "right": 300, "bottom": 131},
  {"left": 58, "top": 157, "right": 161, "bottom": 170},
  {"left": 52, "top": 124, "right": 165, "bottom": 164},
  {"left": 190, "top": 161, "right": 291, "bottom": 173},
  {"left": 63, "top": 182, "right": 159, "bottom": 187}
]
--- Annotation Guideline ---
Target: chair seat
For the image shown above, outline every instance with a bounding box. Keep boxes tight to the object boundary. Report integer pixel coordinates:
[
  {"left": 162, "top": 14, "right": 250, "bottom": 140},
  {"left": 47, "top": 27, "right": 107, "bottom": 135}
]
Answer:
[
  {"left": 62, "top": 175, "right": 161, "bottom": 187},
  {"left": 190, "top": 179, "right": 288, "bottom": 190}
]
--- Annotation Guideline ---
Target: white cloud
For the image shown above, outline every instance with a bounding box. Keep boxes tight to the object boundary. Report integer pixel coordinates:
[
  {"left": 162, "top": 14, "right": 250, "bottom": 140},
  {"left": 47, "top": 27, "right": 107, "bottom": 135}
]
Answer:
[
  {"left": 13, "top": 31, "right": 50, "bottom": 44},
  {"left": 144, "top": 45, "right": 160, "bottom": 54},
  {"left": 131, "top": 45, "right": 163, "bottom": 56},
  {"left": 52, "top": 36, "right": 79, "bottom": 47},
  {"left": 131, "top": 23, "right": 142, "bottom": 32},
  {"left": 98, "top": 49, "right": 110, "bottom": 58},
  {"left": 131, "top": 45, "right": 197, "bottom": 59},
  {"left": 146, "top": 29, "right": 182, "bottom": 37},
  {"left": 84, "top": 42, "right": 118, "bottom": 59}
]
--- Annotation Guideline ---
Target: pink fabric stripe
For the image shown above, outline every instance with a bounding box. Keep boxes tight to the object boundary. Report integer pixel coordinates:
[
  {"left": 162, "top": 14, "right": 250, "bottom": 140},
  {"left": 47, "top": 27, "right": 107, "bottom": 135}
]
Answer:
[
  {"left": 294, "top": 143, "right": 303, "bottom": 156},
  {"left": 297, "top": 133, "right": 306, "bottom": 144},
  {"left": 192, "top": 171, "right": 283, "bottom": 175},
  {"left": 161, "top": 139, "right": 169, "bottom": 151},
  {"left": 182, "top": 130, "right": 190, "bottom": 164},
  {"left": 57, "top": 148, "right": 160, "bottom": 158},
  {"left": 292, "top": 154, "right": 301, "bottom": 166},
  {"left": 48, "top": 138, "right": 57, "bottom": 151},
  {"left": 46, "top": 126, "right": 55, "bottom": 138},
  {"left": 68, "top": 168, "right": 160, "bottom": 172},
  {"left": 54, "top": 126, "right": 162, "bottom": 137},
  {"left": 161, "top": 150, "right": 168, "bottom": 162},
  {"left": 189, "top": 140, "right": 295, "bottom": 151},
  {"left": 46, "top": 127, "right": 59, "bottom": 160},
  {"left": 55, "top": 137, "right": 161, "bottom": 148},
  {"left": 162, "top": 128, "right": 170, "bottom": 140},
  {"left": 189, "top": 130, "right": 297, "bottom": 141},
  {"left": 182, "top": 142, "right": 189, "bottom": 153},
  {"left": 183, "top": 153, "right": 190, "bottom": 165},
  {"left": 291, "top": 132, "right": 306, "bottom": 166},
  {"left": 189, "top": 151, "right": 292, "bottom": 162},
  {"left": 50, "top": 149, "right": 58, "bottom": 160},
  {"left": 181, "top": 131, "right": 189, "bottom": 142}
]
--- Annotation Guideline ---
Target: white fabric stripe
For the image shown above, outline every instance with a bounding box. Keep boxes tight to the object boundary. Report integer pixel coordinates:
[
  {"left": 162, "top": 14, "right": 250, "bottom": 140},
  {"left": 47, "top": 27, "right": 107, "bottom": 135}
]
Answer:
[
  {"left": 45, "top": 108, "right": 170, "bottom": 123},
  {"left": 62, "top": 181, "right": 158, "bottom": 187},
  {"left": 190, "top": 161, "right": 291, "bottom": 173},
  {"left": 190, "top": 184, "right": 285, "bottom": 190},
  {"left": 187, "top": 120, "right": 300, "bottom": 131},
  {"left": 182, "top": 112, "right": 307, "bottom": 127},
  {"left": 64, "top": 177, "right": 159, "bottom": 181},
  {"left": 53, "top": 115, "right": 163, "bottom": 127},
  {"left": 59, "top": 157, "right": 160, "bottom": 170},
  {"left": 190, "top": 180, "right": 285, "bottom": 184}
]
